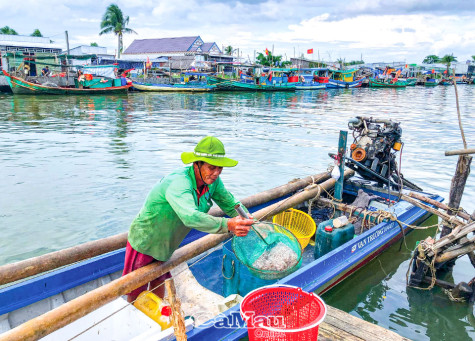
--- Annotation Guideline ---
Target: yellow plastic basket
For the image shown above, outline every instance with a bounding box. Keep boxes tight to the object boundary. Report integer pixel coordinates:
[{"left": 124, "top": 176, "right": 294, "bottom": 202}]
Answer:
[{"left": 272, "top": 208, "right": 317, "bottom": 249}]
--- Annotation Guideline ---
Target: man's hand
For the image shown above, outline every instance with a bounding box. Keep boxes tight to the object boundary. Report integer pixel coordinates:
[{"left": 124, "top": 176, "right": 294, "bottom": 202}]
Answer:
[{"left": 227, "top": 216, "right": 254, "bottom": 237}]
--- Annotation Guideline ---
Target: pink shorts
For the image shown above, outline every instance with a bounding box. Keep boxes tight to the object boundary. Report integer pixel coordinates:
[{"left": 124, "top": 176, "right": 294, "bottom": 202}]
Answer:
[{"left": 122, "top": 241, "right": 171, "bottom": 297}]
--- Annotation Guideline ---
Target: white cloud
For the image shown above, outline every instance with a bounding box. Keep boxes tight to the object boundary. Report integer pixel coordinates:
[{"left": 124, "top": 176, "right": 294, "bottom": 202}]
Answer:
[{"left": 1, "top": 1, "right": 474, "bottom": 63}]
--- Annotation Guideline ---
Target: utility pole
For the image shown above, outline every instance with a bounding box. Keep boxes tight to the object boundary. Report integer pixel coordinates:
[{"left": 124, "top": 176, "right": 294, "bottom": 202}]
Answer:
[{"left": 65, "top": 30, "right": 70, "bottom": 82}]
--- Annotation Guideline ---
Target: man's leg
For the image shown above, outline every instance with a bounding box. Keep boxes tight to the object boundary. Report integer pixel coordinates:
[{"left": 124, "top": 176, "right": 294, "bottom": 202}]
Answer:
[{"left": 149, "top": 268, "right": 172, "bottom": 299}]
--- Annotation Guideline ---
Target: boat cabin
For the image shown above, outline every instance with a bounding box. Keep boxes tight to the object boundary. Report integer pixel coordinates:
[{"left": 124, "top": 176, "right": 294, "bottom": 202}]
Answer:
[
  {"left": 298, "top": 68, "right": 329, "bottom": 83},
  {"left": 329, "top": 69, "right": 357, "bottom": 82}
]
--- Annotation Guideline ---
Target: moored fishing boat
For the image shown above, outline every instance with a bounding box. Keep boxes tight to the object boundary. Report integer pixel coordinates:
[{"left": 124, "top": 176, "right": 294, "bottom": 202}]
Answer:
[
  {"left": 132, "top": 82, "right": 214, "bottom": 92},
  {"left": 439, "top": 78, "right": 453, "bottom": 86},
  {"left": 327, "top": 69, "right": 363, "bottom": 88},
  {"left": 424, "top": 78, "right": 440, "bottom": 86},
  {"left": 369, "top": 78, "right": 407, "bottom": 88},
  {"left": 0, "top": 117, "right": 442, "bottom": 341},
  {"left": 132, "top": 72, "right": 215, "bottom": 92},
  {"left": 404, "top": 77, "right": 417, "bottom": 86},
  {"left": 295, "top": 68, "right": 328, "bottom": 90},
  {"left": 2, "top": 70, "right": 131, "bottom": 95},
  {"left": 213, "top": 68, "right": 299, "bottom": 91}
]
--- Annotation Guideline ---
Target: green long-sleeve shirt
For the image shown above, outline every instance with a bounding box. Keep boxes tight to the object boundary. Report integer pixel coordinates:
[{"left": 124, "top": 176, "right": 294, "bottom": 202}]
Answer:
[{"left": 128, "top": 166, "right": 242, "bottom": 261}]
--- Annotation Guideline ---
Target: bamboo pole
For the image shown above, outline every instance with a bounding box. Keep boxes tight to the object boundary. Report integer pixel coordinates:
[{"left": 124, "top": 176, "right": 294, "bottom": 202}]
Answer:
[
  {"left": 165, "top": 279, "right": 187, "bottom": 341},
  {"left": 445, "top": 148, "right": 475, "bottom": 156},
  {"left": 408, "top": 192, "right": 471, "bottom": 221},
  {"left": 435, "top": 243, "right": 475, "bottom": 264},
  {"left": 399, "top": 194, "right": 464, "bottom": 227},
  {"left": 0, "top": 172, "right": 342, "bottom": 341},
  {"left": 440, "top": 155, "right": 472, "bottom": 237},
  {"left": 0, "top": 172, "right": 330, "bottom": 285},
  {"left": 255, "top": 169, "right": 354, "bottom": 221},
  {"left": 428, "top": 221, "right": 475, "bottom": 256}
]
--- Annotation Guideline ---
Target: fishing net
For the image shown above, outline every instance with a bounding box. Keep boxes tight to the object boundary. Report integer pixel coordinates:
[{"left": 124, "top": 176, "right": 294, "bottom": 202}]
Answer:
[{"left": 232, "top": 222, "right": 303, "bottom": 280}]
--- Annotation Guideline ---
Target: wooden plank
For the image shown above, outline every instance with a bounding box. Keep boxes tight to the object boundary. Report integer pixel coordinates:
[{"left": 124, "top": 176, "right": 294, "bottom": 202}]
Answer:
[
  {"left": 318, "top": 321, "right": 363, "bottom": 341},
  {"left": 323, "top": 306, "right": 411, "bottom": 341}
]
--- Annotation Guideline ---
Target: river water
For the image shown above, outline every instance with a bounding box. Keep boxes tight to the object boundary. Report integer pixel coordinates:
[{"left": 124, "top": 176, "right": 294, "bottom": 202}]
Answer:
[{"left": 0, "top": 86, "right": 474, "bottom": 340}]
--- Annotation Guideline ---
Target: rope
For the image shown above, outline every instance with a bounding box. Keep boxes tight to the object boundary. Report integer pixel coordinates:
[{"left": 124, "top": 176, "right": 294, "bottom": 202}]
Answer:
[
  {"left": 444, "top": 288, "right": 467, "bottom": 302},
  {"left": 406, "top": 242, "right": 438, "bottom": 291},
  {"left": 452, "top": 69, "right": 468, "bottom": 149},
  {"left": 260, "top": 172, "right": 330, "bottom": 221},
  {"left": 67, "top": 239, "right": 232, "bottom": 340}
]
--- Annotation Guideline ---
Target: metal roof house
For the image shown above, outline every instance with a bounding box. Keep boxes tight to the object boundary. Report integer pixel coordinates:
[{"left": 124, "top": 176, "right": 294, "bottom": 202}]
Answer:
[
  {"left": 0, "top": 34, "right": 63, "bottom": 90},
  {"left": 122, "top": 36, "right": 221, "bottom": 58},
  {"left": 122, "top": 36, "right": 232, "bottom": 69},
  {"left": 68, "top": 45, "right": 115, "bottom": 66}
]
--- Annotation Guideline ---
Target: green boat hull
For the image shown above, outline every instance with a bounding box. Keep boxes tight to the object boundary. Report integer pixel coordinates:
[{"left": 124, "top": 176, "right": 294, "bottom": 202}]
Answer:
[
  {"left": 214, "top": 79, "right": 296, "bottom": 91},
  {"left": 369, "top": 79, "right": 407, "bottom": 88},
  {"left": 132, "top": 82, "right": 215, "bottom": 92},
  {"left": 3, "top": 71, "right": 131, "bottom": 95}
]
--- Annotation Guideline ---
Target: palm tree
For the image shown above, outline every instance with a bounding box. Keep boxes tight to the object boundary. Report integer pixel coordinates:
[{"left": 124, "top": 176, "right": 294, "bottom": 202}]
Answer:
[
  {"left": 422, "top": 55, "right": 440, "bottom": 64},
  {"left": 99, "top": 4, "right": 136, "bottom": 58},
  {"left": 256, "top": 51, "right": 280, "bottom": 66},
  {"left": 31, "top": 29, "right": 43, "bottom": 37},
  {"left": 471, "top": 55, "right": 475, "bottom": 63},
  {"left": 224, "top": 46, "right": 233, "bottom": 55},
  {"left": 440, "top": 54, "right": 457, "bottom": 76},
  {"left": 0, "top": 26, "right": 18, "bottom": 35}
]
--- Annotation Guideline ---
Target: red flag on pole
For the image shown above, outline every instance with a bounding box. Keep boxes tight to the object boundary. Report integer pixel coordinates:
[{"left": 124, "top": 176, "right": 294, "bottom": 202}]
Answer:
[
  {"left": 265, "top": 48, "right": 269, "bottom": 56},
  {"left": 307, "top": 48, "right": 314, "bottom": 54}
]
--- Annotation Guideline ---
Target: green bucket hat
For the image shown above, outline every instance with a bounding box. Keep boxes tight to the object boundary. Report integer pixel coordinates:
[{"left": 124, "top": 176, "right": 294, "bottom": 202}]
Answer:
[{"left": 181, "top": 136, "right": 238, "bottom": 167}]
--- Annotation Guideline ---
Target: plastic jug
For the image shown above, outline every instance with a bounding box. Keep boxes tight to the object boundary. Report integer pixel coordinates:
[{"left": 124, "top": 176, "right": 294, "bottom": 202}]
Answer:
[
  {"left": 314, "top": 218, "right": 355, "bottom": 259},
  {"left": 157, "top": 305, "right": 172, "bottom": 331},
  {"left": 133, "top": 291, "right": 172, "bottom": 330}
]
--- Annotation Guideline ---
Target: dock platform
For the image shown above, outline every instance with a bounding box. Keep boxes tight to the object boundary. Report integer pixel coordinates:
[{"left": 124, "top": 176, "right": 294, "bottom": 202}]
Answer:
[{"left": 319, "top": 305, "right": 409, "bottom": 341}]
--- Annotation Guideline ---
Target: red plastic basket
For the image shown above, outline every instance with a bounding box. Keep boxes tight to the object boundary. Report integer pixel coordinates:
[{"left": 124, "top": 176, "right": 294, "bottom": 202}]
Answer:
[{"left": 240, "top": 285, "right": 327, "bottom": 341}]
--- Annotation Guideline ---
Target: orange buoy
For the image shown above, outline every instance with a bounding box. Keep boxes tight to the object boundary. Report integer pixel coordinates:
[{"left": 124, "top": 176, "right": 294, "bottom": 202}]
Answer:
[{"left": 393, "top": 142, "right": 402, "bottom": 151}]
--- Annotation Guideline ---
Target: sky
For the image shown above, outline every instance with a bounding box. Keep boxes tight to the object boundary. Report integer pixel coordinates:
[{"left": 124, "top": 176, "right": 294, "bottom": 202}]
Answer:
[{"left": 1, "top": 0, "right": 475, "bottom": 64}]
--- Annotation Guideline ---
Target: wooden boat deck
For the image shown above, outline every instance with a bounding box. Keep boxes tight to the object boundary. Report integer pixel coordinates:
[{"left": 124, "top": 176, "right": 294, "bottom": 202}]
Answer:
[{"left": 319, "top": 305, "right": 409, "bottom": 341}]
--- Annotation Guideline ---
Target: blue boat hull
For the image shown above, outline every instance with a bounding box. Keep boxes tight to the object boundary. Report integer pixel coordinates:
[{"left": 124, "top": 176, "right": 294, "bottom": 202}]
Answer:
[
  {"left": 327, "top": 78, "right": 363, "bottom": 88},
  {"left": 186, "top": 185, "right": 442, "bottom": 340},
  {"left": 295, "top": 83, "right": 326, "bottom": 90},
  {"left": 0, "top": 180, "right": 442, "bottom": 340}
]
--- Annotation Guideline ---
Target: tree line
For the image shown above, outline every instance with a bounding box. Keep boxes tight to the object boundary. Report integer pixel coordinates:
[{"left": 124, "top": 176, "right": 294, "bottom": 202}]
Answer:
[{"left": 1, "top": 26, "right": 43, "bottom": 37}]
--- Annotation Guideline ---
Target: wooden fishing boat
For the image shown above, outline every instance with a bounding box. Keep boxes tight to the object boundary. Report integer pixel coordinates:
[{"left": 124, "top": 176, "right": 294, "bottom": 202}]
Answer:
[
  {"left": 439, "top": 78, "right": 453, "bottom": 86},
  {"left": 0, "top": 118, "right": 442, "bottom": 341},
  {"left": 295, "top": 68, "right": 328, "bottom": 90},
  {"left": 404, "top": 77, "right": 417, "bottom": 86},
  {"left": 0, "top": 175, "right": 441, "bottom": 340},
  {"left": 424, "top": 78, "right": 440, "bottom": 86},
  {"left": 369, "top": 78, "right": 407, "bottom": 88},
  {"left": 2, "top": 70, "right": 131, "bottom": 95},
  {"left": 132, "top": 82, "right": 215, "bottom": 92},
  {"left": 132, "top": 72, "right": 215, "bottom": 92},
  {"left": 212, "top": 68, "right": 299, "bottom": 91},
  {"left": 327, "top": 69, "right": 363, "bottom": 88}
]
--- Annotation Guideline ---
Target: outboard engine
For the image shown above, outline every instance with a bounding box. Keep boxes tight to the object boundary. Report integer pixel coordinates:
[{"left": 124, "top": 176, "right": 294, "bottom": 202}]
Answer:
[{"left": 345, "top": 116, "right": 421, "bottom": 191}]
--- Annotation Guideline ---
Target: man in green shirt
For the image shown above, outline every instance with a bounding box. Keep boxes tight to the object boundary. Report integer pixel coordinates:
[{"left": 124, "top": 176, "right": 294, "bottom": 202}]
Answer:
[{"left": 123, "top": 136, "right": 254, "bottom": 302}]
